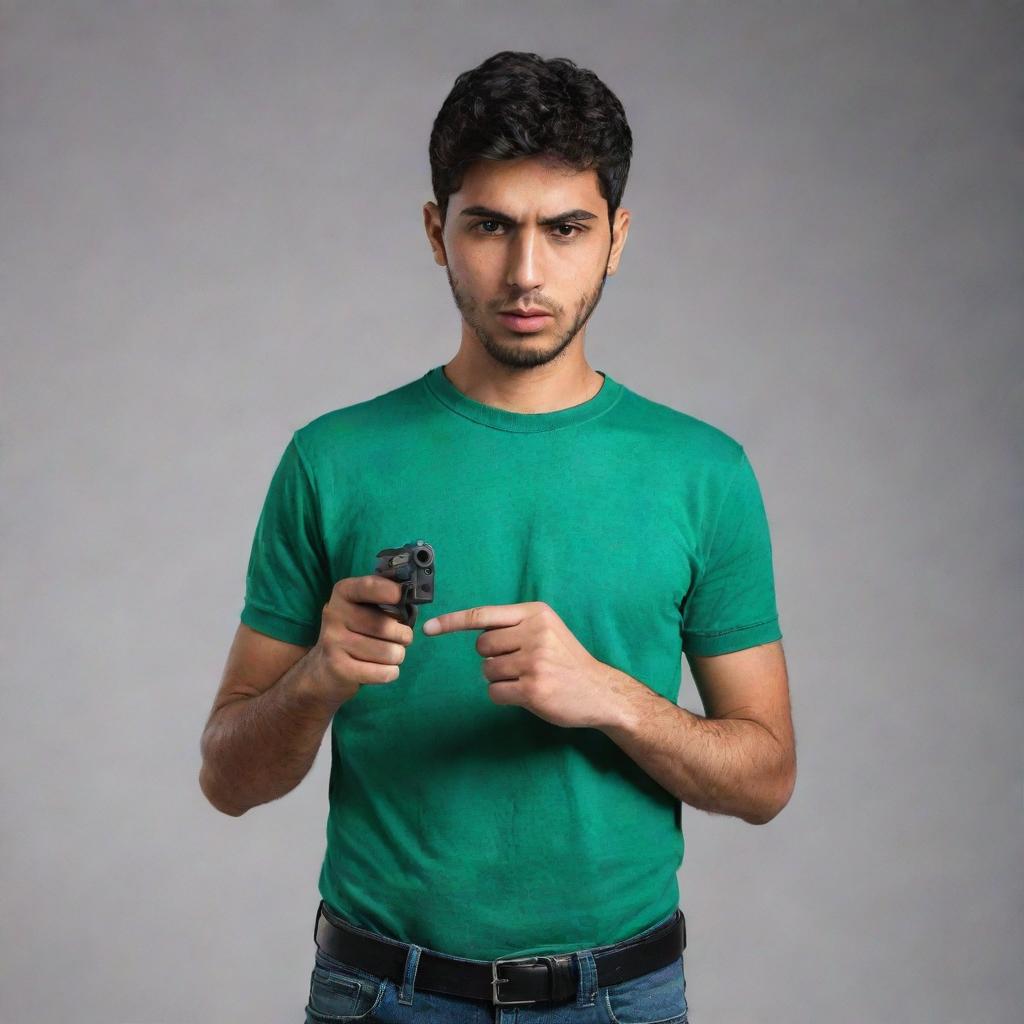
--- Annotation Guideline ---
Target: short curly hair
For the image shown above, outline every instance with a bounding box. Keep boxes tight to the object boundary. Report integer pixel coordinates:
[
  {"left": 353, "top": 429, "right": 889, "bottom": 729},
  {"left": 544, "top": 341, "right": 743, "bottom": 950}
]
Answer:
[{"left": 429, "top": 51, "right": 633, "bottom": 231}]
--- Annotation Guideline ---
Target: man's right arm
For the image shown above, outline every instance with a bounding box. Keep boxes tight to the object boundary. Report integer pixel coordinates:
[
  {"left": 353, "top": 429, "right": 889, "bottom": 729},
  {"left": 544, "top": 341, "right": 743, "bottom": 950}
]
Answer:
[
  {"left": 198, "top": 625, "right": 342, "bottom": 817},
  {"left": 200, "top": 576, "right": 411, "bottom": 816}
]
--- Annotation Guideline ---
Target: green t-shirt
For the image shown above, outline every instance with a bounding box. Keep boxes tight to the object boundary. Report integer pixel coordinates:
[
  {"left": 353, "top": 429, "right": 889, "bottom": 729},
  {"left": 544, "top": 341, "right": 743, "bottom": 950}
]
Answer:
[{"left": 240, "top": 364, "right": 782, "bottom": 959}]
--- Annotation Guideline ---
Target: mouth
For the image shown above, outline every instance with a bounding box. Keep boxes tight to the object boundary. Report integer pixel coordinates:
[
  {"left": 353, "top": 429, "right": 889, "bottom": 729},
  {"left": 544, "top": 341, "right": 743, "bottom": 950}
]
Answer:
[{"left": 497, "top": 311, "right": 553, "bottom": 333}]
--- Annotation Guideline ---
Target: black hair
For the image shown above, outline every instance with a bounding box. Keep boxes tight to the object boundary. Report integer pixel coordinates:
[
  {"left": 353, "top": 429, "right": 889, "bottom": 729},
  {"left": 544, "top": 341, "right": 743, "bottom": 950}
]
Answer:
[{"left": 428, "top": 51, "right": 633, "bottom": 230}]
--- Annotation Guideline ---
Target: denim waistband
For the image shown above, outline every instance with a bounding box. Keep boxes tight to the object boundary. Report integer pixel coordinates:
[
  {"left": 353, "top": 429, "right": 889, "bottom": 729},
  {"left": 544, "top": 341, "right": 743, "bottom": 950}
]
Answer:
[{"left": 319, "top": 901, "right": 681, "bottom": 964}]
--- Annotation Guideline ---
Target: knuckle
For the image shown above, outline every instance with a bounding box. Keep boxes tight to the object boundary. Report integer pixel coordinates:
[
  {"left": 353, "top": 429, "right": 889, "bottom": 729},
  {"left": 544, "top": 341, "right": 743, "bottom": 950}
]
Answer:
[{"left": 320, "top": 622, "right": 345, "bottom": 651}]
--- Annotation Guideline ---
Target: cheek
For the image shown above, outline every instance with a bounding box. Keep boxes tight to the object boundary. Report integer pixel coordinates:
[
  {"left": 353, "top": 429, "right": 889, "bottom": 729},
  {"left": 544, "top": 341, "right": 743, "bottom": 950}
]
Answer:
[{"left": 451, "top": 253, "right": 495, "bottom": 292}]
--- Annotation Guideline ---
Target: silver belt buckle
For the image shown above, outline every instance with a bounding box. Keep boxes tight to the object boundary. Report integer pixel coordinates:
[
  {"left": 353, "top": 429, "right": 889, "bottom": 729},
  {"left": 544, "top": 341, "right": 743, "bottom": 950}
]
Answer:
[{"left": 491, "top": 954, "right": 556, "bottom": 1006}]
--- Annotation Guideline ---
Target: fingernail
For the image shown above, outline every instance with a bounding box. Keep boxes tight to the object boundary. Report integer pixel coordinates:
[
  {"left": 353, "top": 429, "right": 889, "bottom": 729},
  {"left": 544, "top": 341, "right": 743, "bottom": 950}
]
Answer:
[{"left": 422, "top": 618, "right": 439, "bottom": 634}]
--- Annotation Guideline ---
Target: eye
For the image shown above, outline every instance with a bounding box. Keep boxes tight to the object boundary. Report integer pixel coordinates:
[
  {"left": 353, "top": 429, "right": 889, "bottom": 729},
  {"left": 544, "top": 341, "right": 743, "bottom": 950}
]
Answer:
[{"left": 471, "top": 220, "right": 585, "bottom": 239}]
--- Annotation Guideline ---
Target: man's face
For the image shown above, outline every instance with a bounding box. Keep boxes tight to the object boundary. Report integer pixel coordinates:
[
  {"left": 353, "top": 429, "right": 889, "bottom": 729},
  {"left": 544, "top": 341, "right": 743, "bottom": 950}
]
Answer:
[{"left": 424, "top": 155, "right": 629, "bottom": 370}]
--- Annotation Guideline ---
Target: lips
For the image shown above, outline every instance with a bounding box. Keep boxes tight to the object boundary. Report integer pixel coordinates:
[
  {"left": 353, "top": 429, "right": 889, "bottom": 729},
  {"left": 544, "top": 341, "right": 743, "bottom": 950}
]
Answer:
[{"left": 498, "top": 310, "right": 552, "bottom": 333}]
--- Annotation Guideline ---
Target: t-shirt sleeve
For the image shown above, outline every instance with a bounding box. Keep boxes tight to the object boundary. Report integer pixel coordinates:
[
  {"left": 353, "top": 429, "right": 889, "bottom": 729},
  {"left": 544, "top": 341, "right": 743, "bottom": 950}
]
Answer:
[
  {"left": 239, "top": 432, "right": 333, "bottom": 646},
  {"left": 680, "top": 447, "right": 783, "bottom": 656}
]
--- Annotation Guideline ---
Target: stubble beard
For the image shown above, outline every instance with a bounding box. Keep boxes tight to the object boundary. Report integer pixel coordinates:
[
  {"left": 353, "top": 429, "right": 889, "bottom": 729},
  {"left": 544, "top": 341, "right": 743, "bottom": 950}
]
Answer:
[{"left": 444, "top": 264, "right": 609, "bottom": 370}]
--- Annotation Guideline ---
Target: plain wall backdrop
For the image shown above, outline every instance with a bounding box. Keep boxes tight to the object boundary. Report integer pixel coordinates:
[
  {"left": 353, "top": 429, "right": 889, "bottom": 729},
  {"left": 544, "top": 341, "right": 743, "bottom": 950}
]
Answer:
[{"left": 2, "top": 2, "right": 1021, "bottom": 1022}]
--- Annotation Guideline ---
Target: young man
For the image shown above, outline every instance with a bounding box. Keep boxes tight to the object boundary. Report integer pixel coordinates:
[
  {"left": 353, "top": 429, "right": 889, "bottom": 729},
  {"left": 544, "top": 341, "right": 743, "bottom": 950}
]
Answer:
[{"left": 200, "top": 50, "right": 794, "bottom": 1022}]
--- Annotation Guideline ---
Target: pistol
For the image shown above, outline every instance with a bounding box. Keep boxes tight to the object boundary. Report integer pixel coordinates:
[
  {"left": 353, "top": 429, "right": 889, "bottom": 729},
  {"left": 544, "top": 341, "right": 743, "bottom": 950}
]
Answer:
[{"left": 373, "top": 540, "right": 435, "bottom": 628}]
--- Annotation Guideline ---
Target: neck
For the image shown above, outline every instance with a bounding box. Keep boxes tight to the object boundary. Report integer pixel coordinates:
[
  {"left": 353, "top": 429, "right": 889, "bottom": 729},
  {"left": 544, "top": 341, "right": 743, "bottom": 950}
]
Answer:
[{"left": 442, "top": 353, "right": 603, "bottom": 415}]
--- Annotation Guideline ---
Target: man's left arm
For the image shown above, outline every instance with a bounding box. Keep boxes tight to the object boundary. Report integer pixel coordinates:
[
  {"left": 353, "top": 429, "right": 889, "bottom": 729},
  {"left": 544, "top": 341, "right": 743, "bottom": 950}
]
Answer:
[
  {"left": 596, "top": 639, "right": 796, "bottom": 825},
  {"left": 420, "top": 599, "right": 796, "bottom": 826}
]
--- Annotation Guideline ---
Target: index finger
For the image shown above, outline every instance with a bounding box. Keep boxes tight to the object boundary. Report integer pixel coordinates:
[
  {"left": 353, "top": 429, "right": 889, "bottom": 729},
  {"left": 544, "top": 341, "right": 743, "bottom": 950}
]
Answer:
[
  {"left": 342, "top": 574, "right": 405, "bottom": 606},
  {"left": 421, "top": 605, "right": 527, "bottom": 635}
]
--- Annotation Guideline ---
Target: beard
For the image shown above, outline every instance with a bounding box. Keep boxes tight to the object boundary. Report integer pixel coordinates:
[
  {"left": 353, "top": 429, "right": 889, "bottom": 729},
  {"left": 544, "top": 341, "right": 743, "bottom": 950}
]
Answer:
[{"left": 444, "top": 262, "right": 609, "bottom": 370}]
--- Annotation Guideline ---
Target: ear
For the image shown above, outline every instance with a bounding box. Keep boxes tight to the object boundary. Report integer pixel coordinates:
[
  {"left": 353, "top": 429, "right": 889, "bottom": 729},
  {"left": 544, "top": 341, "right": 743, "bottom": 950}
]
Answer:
[
  {"left": 423, "top": 201, "right": 448, "bottom": 267},
  {"left": 607, "top": 207, "right": 630, "bottom": 275}
]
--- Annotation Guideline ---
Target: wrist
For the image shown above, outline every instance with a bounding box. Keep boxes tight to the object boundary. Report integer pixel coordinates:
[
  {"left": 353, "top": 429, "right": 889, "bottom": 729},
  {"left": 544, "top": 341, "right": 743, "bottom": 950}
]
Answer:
[
  {"left": 596, "top": 664, "right": 661, "bottom": 739},
  {"left": 296, "top": 645, "right": 349, "bottom": 715},
  {"left": 594, "top": 663, "right": 643, "bottom": 733}
]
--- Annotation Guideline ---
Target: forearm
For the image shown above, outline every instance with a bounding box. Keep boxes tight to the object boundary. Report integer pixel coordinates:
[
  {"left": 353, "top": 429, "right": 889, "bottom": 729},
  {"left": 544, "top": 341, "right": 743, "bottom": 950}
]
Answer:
[
  {"left": 199, "top": 647, "right": 341, "bottom": 816},
  {"left": 597, "top": 665, "right": 790, "bottom": 825}
]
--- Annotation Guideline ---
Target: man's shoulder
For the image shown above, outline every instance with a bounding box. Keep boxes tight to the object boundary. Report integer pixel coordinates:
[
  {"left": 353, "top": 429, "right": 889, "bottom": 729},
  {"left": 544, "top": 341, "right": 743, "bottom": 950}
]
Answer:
[
  {"left": 291, "top": 374, "right": 427, "bottom": 460},
  {"left": 619, "top": 382, "right": 745, "bottom": 469}
]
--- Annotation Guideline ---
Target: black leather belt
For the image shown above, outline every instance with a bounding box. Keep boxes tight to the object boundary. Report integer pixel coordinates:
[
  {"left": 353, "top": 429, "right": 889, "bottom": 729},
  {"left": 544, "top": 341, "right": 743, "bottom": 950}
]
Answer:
[{"left": 313, "top": 900, "right": 686, "bottom": 1007}]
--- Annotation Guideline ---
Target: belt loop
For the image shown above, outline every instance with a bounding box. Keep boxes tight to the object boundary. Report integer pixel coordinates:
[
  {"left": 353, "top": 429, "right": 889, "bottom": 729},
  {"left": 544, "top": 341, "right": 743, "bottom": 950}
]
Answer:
[
  {"left": 574, "top": 950, "right": 598, "bottom": 1007},
  {"left": 313, "top": 900, "right": 324, "bottom": 945},
  {"left": 398, "top": 943, "right": 422, "bottom": 1006}
]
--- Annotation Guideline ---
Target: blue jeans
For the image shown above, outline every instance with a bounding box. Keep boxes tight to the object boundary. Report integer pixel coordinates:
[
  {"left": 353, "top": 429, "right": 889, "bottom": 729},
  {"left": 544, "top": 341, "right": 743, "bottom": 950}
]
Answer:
[{"left": 304, "top": 907, "right": 688, "bottom": 1023}]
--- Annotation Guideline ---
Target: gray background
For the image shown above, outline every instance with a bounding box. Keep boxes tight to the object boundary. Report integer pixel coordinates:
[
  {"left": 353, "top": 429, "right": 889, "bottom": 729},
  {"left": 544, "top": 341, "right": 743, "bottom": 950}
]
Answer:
[{"left": 2, "top": 2, "right": 1021, "bottom": 1022}]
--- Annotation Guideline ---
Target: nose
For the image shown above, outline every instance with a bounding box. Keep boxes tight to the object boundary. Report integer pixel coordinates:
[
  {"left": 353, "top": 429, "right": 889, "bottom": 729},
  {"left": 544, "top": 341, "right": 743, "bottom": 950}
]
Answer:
[{"left": 505, "top": 228, "right": 545, "bottom": 294}]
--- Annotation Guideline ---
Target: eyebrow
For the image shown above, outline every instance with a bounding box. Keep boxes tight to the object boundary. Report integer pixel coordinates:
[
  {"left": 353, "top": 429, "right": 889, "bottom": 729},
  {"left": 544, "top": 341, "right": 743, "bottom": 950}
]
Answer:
[{"left": 458, "top": 205, "right": 599, "bottom": 226}]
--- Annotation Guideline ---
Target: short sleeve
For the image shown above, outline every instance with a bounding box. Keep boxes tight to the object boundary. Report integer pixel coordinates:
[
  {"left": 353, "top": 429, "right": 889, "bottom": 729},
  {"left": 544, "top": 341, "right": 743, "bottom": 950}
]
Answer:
[
  {"left": 239, "top": 432, "right": 333, "bottom": 646},
  {"left": 680, "top": 448, "right": 783, "bottom": 656}
]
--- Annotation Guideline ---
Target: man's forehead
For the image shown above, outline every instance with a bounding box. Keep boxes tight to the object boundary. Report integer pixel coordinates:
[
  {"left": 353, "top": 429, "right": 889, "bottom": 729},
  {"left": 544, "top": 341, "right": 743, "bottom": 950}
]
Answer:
[{"left": 455, "top": 157, "right": 603, "bottom": 217}]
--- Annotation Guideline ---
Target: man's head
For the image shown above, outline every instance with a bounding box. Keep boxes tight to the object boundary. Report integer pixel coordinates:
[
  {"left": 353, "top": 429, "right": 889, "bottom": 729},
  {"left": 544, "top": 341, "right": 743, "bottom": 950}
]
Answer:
[{"left": 423, "top": 51, "right": 633, "bottom": 370}]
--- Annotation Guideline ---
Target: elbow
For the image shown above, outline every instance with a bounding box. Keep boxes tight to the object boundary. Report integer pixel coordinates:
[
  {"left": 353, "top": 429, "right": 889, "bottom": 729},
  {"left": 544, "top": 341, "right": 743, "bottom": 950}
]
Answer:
[
  {"left": 198, "top": 761, "right": 248, "bottom": 818},
  {"left": 749, "top": 763, "right": 797, "bottom": 826}
]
